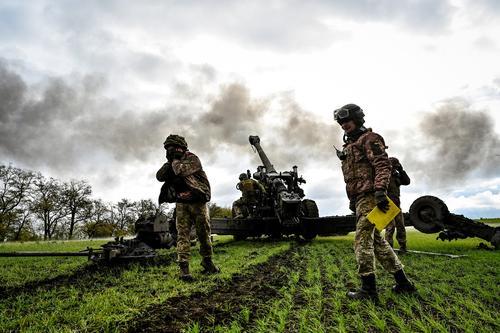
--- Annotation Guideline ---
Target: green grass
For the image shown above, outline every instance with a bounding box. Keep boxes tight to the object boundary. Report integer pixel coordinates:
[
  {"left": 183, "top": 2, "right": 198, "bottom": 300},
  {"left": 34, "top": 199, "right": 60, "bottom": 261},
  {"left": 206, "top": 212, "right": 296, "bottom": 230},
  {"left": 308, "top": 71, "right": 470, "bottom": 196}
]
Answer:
[
  {"left": 210, "top": 232, "right": 500, "bottom": 333},
  {"left": 476, "top": 217, "right": 500, "bottom": 224},
  {"left": 0, "top": 236, "right": 290, "bottom": 332},
  {"left": 1, "top": 232, "right": 499, "bottom": 332}
]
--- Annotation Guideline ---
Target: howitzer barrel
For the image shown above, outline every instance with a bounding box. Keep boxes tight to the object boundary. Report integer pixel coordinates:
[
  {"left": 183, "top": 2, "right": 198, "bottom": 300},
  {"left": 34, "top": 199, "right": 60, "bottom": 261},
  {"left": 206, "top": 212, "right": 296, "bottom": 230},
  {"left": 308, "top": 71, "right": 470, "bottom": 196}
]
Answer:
[{"left": 249, "top": 135, "right": 276, "bottom": 172}]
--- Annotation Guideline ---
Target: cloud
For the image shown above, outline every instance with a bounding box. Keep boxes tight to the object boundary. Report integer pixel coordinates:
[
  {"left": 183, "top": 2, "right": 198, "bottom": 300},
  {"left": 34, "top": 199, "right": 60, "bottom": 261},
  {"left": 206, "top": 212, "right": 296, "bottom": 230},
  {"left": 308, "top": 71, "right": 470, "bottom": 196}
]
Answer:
[{"left": 1, "top": 0, "right": 460, "bottom": 58}]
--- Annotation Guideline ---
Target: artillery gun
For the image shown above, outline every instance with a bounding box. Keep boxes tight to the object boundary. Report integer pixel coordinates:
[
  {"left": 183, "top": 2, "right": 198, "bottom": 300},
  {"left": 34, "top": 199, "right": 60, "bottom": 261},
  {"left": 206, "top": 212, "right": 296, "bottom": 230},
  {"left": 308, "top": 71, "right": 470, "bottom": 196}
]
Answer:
[
  {"left": 0, "top": 213, "right": 178, "bottom": 262},
  {"left": 212, "top": 135, "right": 321, "bottom": 240},
  {"left": 211, "top": 136, "right": 500, "bottom": 249}
]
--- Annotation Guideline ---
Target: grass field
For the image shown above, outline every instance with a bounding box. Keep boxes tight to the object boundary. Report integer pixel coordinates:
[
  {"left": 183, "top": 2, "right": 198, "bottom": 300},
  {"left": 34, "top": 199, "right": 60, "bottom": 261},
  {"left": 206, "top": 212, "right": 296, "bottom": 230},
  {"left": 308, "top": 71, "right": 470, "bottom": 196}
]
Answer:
[
  {"left": 477, "top": 218, "right": 500, "bottom": 224},
  {"left": 0, "top": 232, "right": 498, "bottom": 332}
]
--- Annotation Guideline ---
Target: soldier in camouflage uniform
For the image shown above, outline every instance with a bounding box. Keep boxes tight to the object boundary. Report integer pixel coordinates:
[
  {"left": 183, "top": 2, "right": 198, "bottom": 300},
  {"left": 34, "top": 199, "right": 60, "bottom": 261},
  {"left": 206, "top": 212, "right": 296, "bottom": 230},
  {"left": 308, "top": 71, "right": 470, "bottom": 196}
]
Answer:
[
  {"left": 385, "top": 157, "right": 411, "bottom": 252},
  {"left": 232, "top": 173, "right": 266, "bottom": 218},
  {"left": 156, "top": 134, "right": 219, "bottom": 281},
  {"left": 334, "top": 104, "right": 416, "bottom": 299}
]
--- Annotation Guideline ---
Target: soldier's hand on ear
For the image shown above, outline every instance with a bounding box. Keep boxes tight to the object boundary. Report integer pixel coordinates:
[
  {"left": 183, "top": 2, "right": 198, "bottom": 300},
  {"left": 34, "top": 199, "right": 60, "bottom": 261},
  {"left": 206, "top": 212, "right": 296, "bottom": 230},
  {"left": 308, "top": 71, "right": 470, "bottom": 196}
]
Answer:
[{"left": 374, "top": 190, "right": 389, "bottom": 213}]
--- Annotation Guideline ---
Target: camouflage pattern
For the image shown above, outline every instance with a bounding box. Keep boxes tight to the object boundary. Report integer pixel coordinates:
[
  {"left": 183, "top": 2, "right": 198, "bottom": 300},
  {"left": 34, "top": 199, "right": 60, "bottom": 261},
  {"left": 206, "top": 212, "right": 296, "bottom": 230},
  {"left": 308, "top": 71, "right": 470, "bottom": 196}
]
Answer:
[
  {"left": 387, "top": 157, "right": 410, "bottom": 206},
  {"left": 341, "top": 129, "right": 392, "bottom": 201},
  {"left": 385, "top": 212, "right": 406, "bottom": 248},
  {"left": 232, "top": 178, "right": 266, "bottom": 217},
  {"left": 354, "top": 193, "right": 403, "bottom": 276},
  {"left": 164, "top": 134, "right": 188, "bottom": 149},
  {"left": 171, "top": 151, "right": 211, "bottom": 202},
  {"left": 176, "top": 202, "right": 213, "bottom": 262},
  {"left": 385, "top": 157, "right": 410, "bottom": 247}
]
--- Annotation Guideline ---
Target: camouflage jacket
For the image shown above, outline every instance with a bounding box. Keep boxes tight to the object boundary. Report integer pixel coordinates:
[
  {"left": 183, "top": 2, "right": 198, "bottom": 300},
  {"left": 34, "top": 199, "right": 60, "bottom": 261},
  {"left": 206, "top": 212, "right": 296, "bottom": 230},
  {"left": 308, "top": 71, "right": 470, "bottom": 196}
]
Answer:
[
  {"left": 237, "top": 179, "right": 266, "bottom": 201},
  {"left": 341, "top": 129, "right": 392, "bottom": 201},
  {"left": 156, "top": 151, "right": 211, "bottom": 203},
  {"left": 387, "top": 158, "right": 410, "bottom": 206}
]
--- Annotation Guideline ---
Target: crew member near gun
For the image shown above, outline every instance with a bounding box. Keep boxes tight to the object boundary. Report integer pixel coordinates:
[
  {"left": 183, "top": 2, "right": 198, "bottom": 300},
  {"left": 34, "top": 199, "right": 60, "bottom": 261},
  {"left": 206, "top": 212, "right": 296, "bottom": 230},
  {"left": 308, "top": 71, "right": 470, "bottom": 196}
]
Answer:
[
  {"left": 156, "top": 134, "right": 219, "bottom": 281},
  {"left": 333, "top": 104, "right": 416, "bottom": 300},
  {"left": 385, "top": 157, "right": 411, "bottom": 252}
]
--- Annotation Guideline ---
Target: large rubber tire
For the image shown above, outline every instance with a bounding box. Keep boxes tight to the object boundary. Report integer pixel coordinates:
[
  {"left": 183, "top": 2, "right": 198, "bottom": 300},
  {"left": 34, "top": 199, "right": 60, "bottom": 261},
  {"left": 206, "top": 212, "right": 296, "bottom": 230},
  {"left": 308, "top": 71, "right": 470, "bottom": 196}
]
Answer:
[
  {"left": 300, "top": 199, "right": 319, "bottom": 241},
  {"left": 302, "top": 199, "right": 319, "bottom": 218},
  {"left": 409, "top": 196, "right": 449, "bottom": 234}
]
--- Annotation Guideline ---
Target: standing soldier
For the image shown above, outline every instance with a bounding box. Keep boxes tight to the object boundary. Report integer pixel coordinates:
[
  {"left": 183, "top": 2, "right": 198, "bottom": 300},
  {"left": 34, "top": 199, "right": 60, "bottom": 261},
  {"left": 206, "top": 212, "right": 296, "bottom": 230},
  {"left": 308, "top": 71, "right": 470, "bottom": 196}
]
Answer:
[
  {"left": 385, "top": 157, "right": 411, "bottom": 252},
  {"left": 156, "top": 134, "right": 219, "bottom": 281},
  {"left": 333, "top": 104, "right": 416, "bottom": 300},
  {"left": 232, "top": 172, "right": 266, "bottom": 218}
]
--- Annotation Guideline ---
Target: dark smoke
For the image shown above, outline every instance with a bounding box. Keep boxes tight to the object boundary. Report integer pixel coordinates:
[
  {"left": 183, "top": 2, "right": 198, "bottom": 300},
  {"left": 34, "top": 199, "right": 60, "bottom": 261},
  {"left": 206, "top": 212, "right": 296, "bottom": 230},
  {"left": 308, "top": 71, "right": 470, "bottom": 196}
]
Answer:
[
  {"left": 0, "top": 63, "right": 341, "bottom": 180},
  {"left": 406, "top": 98, "right": 500, "bottom": 184},
  {"left": 0, "top": 63, "right": 172, "bottom": 172}
]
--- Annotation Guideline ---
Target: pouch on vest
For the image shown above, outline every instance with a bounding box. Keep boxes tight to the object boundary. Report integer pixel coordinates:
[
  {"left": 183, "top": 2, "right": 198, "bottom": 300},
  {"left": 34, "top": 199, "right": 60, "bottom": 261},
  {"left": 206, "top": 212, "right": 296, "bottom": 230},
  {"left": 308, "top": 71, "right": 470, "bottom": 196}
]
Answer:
[
  {"left": 366, "top": 196, "right": 401, "bottom": 231},
  {"left": 240, "top": 179, "right": 255, "bottom": 193}
]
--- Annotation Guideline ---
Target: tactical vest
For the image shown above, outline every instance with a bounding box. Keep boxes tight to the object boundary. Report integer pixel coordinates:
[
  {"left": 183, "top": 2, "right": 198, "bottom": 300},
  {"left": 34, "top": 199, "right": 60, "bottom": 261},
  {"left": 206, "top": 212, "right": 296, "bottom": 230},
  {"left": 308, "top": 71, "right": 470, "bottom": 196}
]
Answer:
[{"left": 341, "top": 130, "right": 387, "bottom": 200}]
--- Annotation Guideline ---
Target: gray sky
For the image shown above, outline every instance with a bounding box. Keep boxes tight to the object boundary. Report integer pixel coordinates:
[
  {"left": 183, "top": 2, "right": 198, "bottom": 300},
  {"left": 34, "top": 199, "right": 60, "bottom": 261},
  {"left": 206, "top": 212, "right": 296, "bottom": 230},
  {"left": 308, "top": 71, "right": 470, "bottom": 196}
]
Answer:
[{"left": 1, "top": 0, "right": 499, "bottom": 217}]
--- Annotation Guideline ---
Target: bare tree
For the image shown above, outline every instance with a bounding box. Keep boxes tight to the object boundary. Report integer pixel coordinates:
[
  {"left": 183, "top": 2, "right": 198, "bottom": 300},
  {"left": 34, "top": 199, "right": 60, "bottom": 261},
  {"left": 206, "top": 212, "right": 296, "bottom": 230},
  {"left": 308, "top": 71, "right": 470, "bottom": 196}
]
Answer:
[
  {"left": 133, "top": 199, "right": 158, "bottom": 218},
  {"left": 61, "top": 180, "right": 92, "bottom": 239},
  {"left": 0, "top": 165, "right": 36, "bottom": 240},
  {"left": 112, "top": 198, "right": 136, "bottom": 236},
  {"left": 31, "top": 175, "right": 68, "bottom": 240},
  {"left": 12, "top": 208, "right": 34, "bottom": 240},
  {"left": 82, "top": 199, "right": 114, "bottom": 238}
]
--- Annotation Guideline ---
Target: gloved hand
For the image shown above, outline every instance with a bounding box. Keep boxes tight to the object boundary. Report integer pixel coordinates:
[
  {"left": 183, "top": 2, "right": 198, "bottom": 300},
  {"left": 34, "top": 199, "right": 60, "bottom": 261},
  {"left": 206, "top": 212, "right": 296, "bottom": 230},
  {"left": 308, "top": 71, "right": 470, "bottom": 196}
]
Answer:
[
  {"left": 349, "top": 199, "right": 356, "bottom": 213},
  {"left": 374, "top": 190, "right": 389, "bottom": 213}
]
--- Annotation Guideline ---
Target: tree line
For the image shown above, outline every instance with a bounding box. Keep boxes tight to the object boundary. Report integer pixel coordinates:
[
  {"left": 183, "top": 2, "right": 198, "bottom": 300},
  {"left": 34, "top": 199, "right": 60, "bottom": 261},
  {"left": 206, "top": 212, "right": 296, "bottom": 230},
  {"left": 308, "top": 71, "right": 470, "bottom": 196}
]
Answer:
[{"left": 0, "top": 164, "right": 231, "bottom": 242}]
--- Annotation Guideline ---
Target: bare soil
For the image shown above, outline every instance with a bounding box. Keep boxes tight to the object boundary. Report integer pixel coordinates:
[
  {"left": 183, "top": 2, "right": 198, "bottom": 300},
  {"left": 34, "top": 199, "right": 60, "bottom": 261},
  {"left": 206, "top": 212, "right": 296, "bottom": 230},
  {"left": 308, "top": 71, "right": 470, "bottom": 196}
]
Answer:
[{"left": 127, "top": 246, "right": 303, "bottom": 333}]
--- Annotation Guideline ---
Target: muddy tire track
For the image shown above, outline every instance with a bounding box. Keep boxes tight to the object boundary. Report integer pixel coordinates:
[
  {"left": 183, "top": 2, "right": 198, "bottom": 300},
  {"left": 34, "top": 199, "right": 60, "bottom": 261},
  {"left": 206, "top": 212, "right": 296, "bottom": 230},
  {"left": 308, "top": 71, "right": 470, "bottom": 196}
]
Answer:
[{"left": 127, "top": 245, "right": 305, "bottom": 333}]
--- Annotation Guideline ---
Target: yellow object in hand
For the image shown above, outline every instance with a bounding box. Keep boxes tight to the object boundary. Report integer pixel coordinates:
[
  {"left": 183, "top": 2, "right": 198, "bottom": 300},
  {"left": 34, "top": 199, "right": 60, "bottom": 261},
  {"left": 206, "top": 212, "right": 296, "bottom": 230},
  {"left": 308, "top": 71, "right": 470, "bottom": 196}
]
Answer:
[{"left": 366, "top": 196, "right": 401, "bottom": 231}]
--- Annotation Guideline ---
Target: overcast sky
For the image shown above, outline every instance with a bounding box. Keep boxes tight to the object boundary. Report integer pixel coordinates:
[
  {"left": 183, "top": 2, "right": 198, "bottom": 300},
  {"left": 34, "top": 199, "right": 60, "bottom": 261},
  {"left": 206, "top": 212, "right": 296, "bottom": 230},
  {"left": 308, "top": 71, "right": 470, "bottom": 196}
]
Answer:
[{"left": 1, "top": 0, "right": 499, "bottom": 218}]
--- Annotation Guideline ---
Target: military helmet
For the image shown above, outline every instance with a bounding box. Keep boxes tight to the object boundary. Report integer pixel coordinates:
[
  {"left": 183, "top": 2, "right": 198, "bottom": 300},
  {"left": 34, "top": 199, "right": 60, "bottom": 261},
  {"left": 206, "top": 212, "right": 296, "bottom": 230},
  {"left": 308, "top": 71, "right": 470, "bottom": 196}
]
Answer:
[
  {"left": 333, "top": 104, "right": 365, "bottom": 126},
  {"left": 164, "top": 134, "right": 188, "bottom": 149},
  {"left": 239, "top": 173, "right": 248, "bottom": 181}
]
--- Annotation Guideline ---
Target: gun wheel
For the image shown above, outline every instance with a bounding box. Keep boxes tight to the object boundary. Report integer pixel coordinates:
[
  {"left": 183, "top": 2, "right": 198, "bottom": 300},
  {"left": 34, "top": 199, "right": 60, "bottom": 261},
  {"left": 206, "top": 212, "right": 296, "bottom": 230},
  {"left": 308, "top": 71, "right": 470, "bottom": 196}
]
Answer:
[
  {"left": 409, "top": 196, "right": 449, "bottom": 234},
  {"left": 300, "top": 199, "right": 319, "bottom": 241}
]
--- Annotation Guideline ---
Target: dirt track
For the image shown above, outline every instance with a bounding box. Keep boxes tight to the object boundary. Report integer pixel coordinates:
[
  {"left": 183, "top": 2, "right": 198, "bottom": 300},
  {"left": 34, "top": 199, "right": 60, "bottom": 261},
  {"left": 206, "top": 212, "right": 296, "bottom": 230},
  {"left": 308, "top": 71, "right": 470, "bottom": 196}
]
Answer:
[{"left": 128, "top": 246, "right": 305, "bottom": 333}]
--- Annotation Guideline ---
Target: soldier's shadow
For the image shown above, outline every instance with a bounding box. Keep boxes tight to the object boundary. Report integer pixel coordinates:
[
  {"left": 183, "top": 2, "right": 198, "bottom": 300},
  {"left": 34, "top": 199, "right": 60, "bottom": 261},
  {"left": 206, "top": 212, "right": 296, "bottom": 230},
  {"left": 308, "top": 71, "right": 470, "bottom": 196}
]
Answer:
[{"left": 0, "top": 254, "right": 175, "bottom": 300}]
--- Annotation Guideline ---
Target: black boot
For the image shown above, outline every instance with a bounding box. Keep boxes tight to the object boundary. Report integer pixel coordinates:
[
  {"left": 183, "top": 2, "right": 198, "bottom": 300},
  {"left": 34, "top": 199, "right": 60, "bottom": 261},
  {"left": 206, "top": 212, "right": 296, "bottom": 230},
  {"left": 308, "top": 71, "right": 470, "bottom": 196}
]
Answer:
[
  {"left": 179, "top": 261, "right": 194, "bottom": 282},
  {"left": 399, "top": 242, "right": 407, "bottom": 253},
  {"left": 393, "top": 269, "right": 416, "bottom": 293},
  {"left": 347, "top": 274, "right": 378, "bottom": 300},
  {"left": 201, "top": 257, "right": 220, "bottom": 274}
]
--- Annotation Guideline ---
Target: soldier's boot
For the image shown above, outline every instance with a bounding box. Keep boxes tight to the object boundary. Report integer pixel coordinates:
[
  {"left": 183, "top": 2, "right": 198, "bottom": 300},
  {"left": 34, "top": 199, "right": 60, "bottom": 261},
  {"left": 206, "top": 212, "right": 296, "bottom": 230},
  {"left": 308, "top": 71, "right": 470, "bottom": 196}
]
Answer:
[
  {"left": 201, "top": 257, "right": 220, "bottom": 274},
  {"left": 178, "top": 261, "right": 194, "bottom": 282},
  {"left": 392, "top": 269, "right": 417, "bottom": 294},
  {"left": 399, "top": 242, "right": 407, "bottom": 253},
  {"left": 347, "top": 274, "right": 378, "bottom": 301}
]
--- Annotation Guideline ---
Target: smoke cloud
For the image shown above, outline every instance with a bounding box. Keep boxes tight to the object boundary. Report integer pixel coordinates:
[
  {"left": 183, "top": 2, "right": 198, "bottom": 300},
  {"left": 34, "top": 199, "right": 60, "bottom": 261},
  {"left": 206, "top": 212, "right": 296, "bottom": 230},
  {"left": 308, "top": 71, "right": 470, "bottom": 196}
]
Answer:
[
  {"left": 0, "top": 63, "right": 341, "bottom": 182},
  {"left": 2, "top": 63, "right": 497, "bottom": 195},
  {"left": 405, "top": 98, "right": 500, "bottom": 184}
]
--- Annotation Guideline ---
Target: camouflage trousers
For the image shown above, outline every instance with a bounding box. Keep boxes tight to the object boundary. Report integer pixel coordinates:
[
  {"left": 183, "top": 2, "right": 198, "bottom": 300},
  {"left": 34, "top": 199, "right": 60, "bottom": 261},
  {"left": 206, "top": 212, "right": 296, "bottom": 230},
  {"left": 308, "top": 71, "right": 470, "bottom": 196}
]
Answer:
[
  {"left": 176, "top": 202, "right": 213, "bottom": 263},
  {"left": 231, "top": 197, "right": 256, "bottom": 218},
  {"left": 354, "top": 193, "right": 403, "bottom": 276},
  {"left": 385, "top": 211, "right": 406, "bottom": 248}
]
